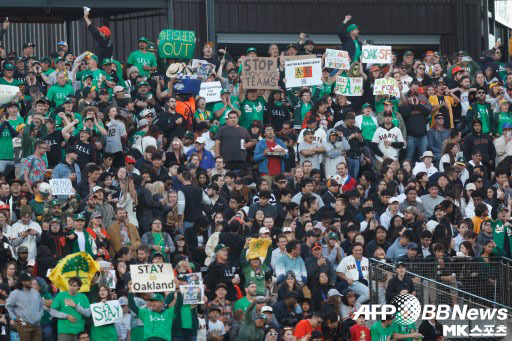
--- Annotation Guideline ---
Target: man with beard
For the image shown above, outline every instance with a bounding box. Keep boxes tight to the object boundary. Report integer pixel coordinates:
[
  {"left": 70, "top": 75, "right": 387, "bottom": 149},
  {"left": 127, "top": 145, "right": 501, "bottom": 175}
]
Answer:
[
  {"left": 52, "top": 147, "right": 81, "bottom": 188},
  {"left": 126, "top": 37, "right": 157, "bottom": 78},
  {"left": 6, "top": 272, "right": 44, "bottom": 340},
  {"left": 107, "top": 207, "right": 141, "bottom": 258},
  {"left": 337, "top": 15, "right": 362, "bottom": 62}
]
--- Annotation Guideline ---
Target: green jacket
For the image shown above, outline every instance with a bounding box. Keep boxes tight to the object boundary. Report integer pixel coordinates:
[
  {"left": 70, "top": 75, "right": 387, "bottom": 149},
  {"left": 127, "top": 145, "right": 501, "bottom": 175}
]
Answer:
[
  {"left": 21, "top": 124, "right": 47, "bottom": 158},
  {"left": 70, "top": 228, "right": 95, "bottom": 257},
  {"left": 287, "top": 88, "right": 321, "bottom": 129},
  {"left": 465, "top": 102, "right": 494, "bottom": 134},
  {"left": 491, "top": 220, "right": 512, "bottom": 256},
  {"left": 238, "top": 302, "right": 265, "bottom": 341},
  {"left": 165, "top": 291, "right": 199, "bottom": 336}
]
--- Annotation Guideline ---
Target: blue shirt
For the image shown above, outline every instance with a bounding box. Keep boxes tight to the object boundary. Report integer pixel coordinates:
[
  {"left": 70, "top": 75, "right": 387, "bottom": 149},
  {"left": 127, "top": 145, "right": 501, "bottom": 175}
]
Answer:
[{"left": 186, "top": 147, "right": 215, "bottom": 170}]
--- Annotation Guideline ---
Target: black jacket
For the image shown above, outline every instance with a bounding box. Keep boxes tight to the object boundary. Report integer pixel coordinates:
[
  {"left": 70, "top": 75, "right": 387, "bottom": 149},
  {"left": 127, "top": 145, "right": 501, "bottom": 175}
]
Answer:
[
  {"left": 87, "top": 25, "right": 113, "bottom": 63},
  {"left": 337, "top": 22, "right": 362, "bottom": 61},
  {"left": 205, "top": 260, "right": 239, "bottom": 301},
  {"left": 462, "top": 130, "right": 496, "bottom": 164},
  {"left": 385, "top": 275, "right": 415, "bottom": 303},
  {"left": 399, "top": 104, "right": 431, "bottom": 138}
]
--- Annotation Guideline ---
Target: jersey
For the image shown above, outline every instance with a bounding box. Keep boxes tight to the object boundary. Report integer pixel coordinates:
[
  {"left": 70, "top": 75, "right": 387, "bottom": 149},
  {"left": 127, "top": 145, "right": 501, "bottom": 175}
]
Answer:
[
  {"left": 127, "top": 50, "right": 157, "bottom": 77},
  {"left": 371, "top": 126, "right": 405, "bottom": 162}
]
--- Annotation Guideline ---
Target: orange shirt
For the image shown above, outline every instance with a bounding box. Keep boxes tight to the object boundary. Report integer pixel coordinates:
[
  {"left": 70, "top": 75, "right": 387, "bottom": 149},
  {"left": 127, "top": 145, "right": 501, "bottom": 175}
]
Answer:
[
  {"left": 294, "top": 319, "right": 322, "bottom": 339},
  {"left": 471, "top": 215, "right": 488, "bottom": 234}
]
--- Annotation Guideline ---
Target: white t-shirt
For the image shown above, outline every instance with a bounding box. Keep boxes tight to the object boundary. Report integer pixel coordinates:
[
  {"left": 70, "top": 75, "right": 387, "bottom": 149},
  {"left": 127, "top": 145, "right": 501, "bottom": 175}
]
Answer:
[
  {"left": 336, "top": 255, "right": 369, "bottom": 281},
  {"left": 208, "top": 319, "right": 225, "bottom": 337},
  {"left": 75, "top": 231, "right": 86, "bottom": 252}
]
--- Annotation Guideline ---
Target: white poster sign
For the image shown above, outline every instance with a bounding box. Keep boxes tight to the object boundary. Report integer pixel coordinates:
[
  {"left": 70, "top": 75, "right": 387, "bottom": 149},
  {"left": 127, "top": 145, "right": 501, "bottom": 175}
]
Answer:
[
  {"left": 362, "top": 45, "right": 392, "bottom": 64},
  {"left": 284, "top": 58, "right": 322, "bottom": 88},
  {"left": 90, "top": 300, "right": 122, "bottom": 326},
  {"left": 130, "top": 263, "right": 175, "bottom": 293},
  {"left": 49, "top": 179, "right": 74, "bottom": 196},
  {"left": 325, "top": 49, "right": 351, "bottom": 70},
  {"left": 199, "top": 81, "right": 222, "bottom": 103},
  {"left": 0, "top": 85, "right": 19, "bottom": 105}
]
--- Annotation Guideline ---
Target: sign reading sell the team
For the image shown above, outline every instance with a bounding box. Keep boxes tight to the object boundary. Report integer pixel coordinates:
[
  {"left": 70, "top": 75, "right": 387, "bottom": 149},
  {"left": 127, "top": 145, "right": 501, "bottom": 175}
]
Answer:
[
  {"left": 284, "top": 58, "right": 322, "bottom": 88},
  {"left": 158, "top": 29, "right": 196, "bottom": 59},
  {"left": 242, "top": 57, "right": 279, "bottom": 90},
  {"left": 130, "top": 263, "right": 175, "bottom": 293},
  {"left": 361, "top": 45, "right": 392, "bottom": 64},
  {"left": 334, "top": 77, "right": 363, "bottom": 96},
  {"left": 373, "top": 78, "right": 400, "bottom": 97},
  {"left": 90, "top": 300, "right": 122, "bottom": 327},
  {"left": 199, "top": 81, "right": 222, "bottom": 103},
  {"left": 325, "top": 49, "right": 351, "bottom": 70}
]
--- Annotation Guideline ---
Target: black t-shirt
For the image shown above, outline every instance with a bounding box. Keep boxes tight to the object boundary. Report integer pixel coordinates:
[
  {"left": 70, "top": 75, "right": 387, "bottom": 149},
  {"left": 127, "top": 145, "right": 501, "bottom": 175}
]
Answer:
[
  {"left": 215, "top": 125, "right": 251, "bottom": 162},
  {"left": 68, "top": 135, "right": 93, "bottom": 169},
  {"left": 45, "top": 130, "right": 64, "bottom": 168},
  {"left": 264, "top": 102, "right": 290, "bottom": 131}
]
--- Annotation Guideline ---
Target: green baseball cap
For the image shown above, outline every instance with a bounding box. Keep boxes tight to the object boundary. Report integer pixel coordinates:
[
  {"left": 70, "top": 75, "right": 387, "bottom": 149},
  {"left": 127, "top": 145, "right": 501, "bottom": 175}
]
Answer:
[
  {"left": 246, "top": 47, "right": 257, "bottom": 54},
  {"left": 63, "top": 97, "right": 73, "bottom": 104},
  {"left": 346, "top": 24, "right": 358, "bottom": 33},
  {"left": 81, "top": 71, "right": 94, "bottom": 82},
  {"left": 209, "top": 125, "right": 219, "bottom": 133},
  {"left": 149, "top": 293, "right": 164, "bottom": 301},
  {"left": 362, "top": 103, "right": 371, "bottom": 109},
  {"left": 328, "top": 232, "right": 339, "bottom": 240},
  {"left": 88, "top": 54, "right": 99, "bottom": 63},
  {"left": 3, "top": 63, "right": 14, "bottom": 71},
  {"left": 80, "top": 127, "right": 93, "bottom": 135},
  {"left": 50, "top": 199, "right": 61, "bottom": 207},
  {"left": 214, "top": 244, "right": 229, "bottom": 253},
  {"left": 102, "top": 58, "right": 114, "bottom": 65},
  {"left": 137, "top": 81, "right": 149, "bottom": 88},
  {"left": 40, "top": 56, "right": 51, "bottom": 64},
  {"left": 138, "top": 37, "right": 149, "bottom": 43},
  {"left": 15, "top": 57, "right": 25, "bottom": 63},
  {"left": 403, "top": 50, "right": 414, "bottom": 58},
  {"left": 54, "top": 57, "right": 65, "bottom": 64},
  {"left": 73, "top": 213, "right": 86, "bottom": 221},
  {"left": 220, "top": 89, "right": 230, "bottom": 95},
  {"left": 184, "top": 131, "right": 194, "bottom": 139}
]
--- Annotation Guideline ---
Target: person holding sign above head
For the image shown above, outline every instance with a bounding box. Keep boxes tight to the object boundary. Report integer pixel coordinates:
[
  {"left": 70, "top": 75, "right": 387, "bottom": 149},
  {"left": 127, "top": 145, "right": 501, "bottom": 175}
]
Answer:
[
  {"left": 50, "top": 276, "right": 91, "bottom": 341},
  {"left": 128, "top": 280, "right": 183, "bottom": 341},
  {"left": 126, "top": 37, "right": 157, "bottom": 78}
]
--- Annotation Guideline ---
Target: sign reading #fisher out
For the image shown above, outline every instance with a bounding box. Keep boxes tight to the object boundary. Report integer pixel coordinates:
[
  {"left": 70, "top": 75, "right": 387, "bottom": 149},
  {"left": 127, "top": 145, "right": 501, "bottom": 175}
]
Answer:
[
  {"left": 362, "top": 45, "right": 392, "bottom": 64},
  {"left": 284, "top": 58, "right": 322, "bottom": 88},
  {"left": 158, "top": 29, "right": 196, "bottom": 59}
]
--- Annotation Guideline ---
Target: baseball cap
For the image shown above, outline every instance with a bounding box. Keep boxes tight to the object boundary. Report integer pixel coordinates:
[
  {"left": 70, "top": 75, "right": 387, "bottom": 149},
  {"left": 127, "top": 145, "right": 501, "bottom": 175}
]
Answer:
[
  {"left": 92, "top": 186, "right": 103, "bottom": 193},
  {"left": 73, "top": 213, "right": 86, "bottom": 221},
  {"left": 303, "top": 129, "right": 314, "bottom": 136},
  {"left": 346, "top": 24, "right": 358, "bottom": 33},
  {"left": 23, "top": 42, "right": 36, "bottom": 49},
  {"left": 3, "top": 63, "right": 14, "bottom": 71},
  {"left": 220, "top": 89, "right": 230, "bottom": 95},
  {"left": 407, "top": 242, "right": 419, "bottom": 250},
  {"left": 174, "top": 234, "right": 185, "bottom": 243},
  {"left": 328, "top": 232, "right": 339, "bottom": 240},
  {"left": 282, "top": 227, "right": 293, "bottom": 233},
  {"left": 91, "top": 211, "right": 102, "bottom": 219},
  {"left": 497, "top": 204, "right": 509, "bottom": 212},
  {"left": 137, "top": 119, "right": 149, "bottom": 128},
  {"left": 451, "top": 66, "right": 463, "bottom": 76},
  {"left": 49, "top": 199, "right": 61, "bottom": 208},
  {"left": 311, "top": 242, "right": 322, "bottom": 251},
  {"left": 195, "top": 136, "right": 207, "bottom": 144},
  {"left": 125, "top": 155, "right": 136, "bottom": 164},
  {"left": 208, "top": 305, "right": 221, "bottom": 313},
  {"left": 259, "top": 227, "right": 270, "bottom": 235},
  {"left": 149, "top": 293, "right": 164, "bottom": 301},
  {"left": 287, "top": 43, "right": 298, "bottom": 50},
  {"left": 389, "top": 197, "right": 399, "bottom": 204},
  {"left": 327, "top": 178, "right": 339, "bottom": 187},
  {"left": 261, "top": 306, "right": 273, "bottom": 313},
  {"left": 138, "top": 37, "right": 149, "bottom": 43},
  {"left": 455, "top": 156, "right": 467, "bottom": 166},
  {"left": 403, "top": 50, "right": 414, "bottom": 57},
  {"left": 465, "top": 183, "right": 476, "bottom": 191},
  {"left": 209, "top": 125, "right": 219, "bottom": 133},
  {"left": 214, "top": 244, "right": 229, "bottom": 253},
  {"left": 383, "top": 111, "right": 393, "bottom": 117},
  {"left": 246, "top": 47, "right": 257, "bottom": 53},
  {"left": 304, "top": 39, "right": 315, "bottom": 45},
  {"left": 113, "top": 85, "right": 125, "bottom": 93},
  {"left": 184, "top": 131, "right": 195, "bottom": 139},
  {"left": 215, "top": 283, "right": 227, "bottom": 290},
  {"left": 17, "top": 246, "right": 29, "bottom": 254},
  {"left": 19, "top": 272, "right": 32, "bottom": 282},
  {"left": 327, "top": 288, "right": 343, "bottom": 297},
  {"left": 256, "top": 314, "right": 268, "bottom": 320}
]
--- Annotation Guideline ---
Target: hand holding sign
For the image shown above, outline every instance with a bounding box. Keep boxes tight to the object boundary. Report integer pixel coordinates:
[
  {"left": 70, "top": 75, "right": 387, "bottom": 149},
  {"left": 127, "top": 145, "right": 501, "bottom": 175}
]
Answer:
[
  {"left": 362, "top": 45, "right": 392, "bottom": 64},
  {"left": 242, "top": 57, "right": 279, "bottom": 90}
]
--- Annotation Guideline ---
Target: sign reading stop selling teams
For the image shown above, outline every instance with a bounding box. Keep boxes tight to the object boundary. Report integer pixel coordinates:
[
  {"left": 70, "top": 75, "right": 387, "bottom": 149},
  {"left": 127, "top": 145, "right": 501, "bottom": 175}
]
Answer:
[
  {"left": 242, "top": 57, "right": 279, "bottom": 90},
  {"left": 284, "top": 58, "right": 322, "bottom": 88},
  {"left": 325, "top": 49, "right": 351, "bottom": 70},
  {"left": 373, "top": 78, "right": 401, "bottom": 97},
  {"left": 199, "top": 81, "right": 222, "bottom": 103},
  {"left": 334, "top": 77, "right": 363, "bottom": 96},
  {"left": 130, "top": 263, "right": 175, "bottom": 292},
  {"left": 90, "top": 300, "right": 122, "bottom": 327},
  {"left": 361, "top": 45, "right": 392, "bottom": 64},
  {"left": 49, "top": 179, "right": 74, "bottom": 196},
  {"left": 158, "top": 29, "right": 196, "bottom": 59}
]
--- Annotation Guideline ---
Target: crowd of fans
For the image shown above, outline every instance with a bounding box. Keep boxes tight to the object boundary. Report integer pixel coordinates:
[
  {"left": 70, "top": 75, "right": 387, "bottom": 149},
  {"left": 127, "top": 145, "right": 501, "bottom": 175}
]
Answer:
[{"left": 0, "top": 9, "right": 509, "bottom": 341}]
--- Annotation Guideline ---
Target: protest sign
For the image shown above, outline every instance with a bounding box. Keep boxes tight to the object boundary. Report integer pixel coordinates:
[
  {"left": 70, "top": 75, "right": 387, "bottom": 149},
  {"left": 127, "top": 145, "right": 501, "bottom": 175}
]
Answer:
[
  {"left": 130, "top": 263, "right": 175, "bottom": 293},
  {"left": 325, "top": 49, "right": 351, "bottom": 70},
  {"left": 373, "top": 78, "right": 400, "bottom": 97},
  {"left": 361, "top": 45, "right": 392, "bottom": 64},
  {"left": 181, "top": 272, "right": 203, "bottom": 285},
  {"left": 191, "top": 59, "right": 215, "bottom": 80},
  {"left": 199, "top": 81, "right": 222, "bottom": 103},
  {"left": 242, "top": 57, "right": 279, "bottom": 90},
  {"left": 90, "top": 300, "right": 122, "bottom": 326},
  {"left": 247, "top": 238, "right": 272, "bottom": 260},
  {"left": 48, "top": 252, "right": 100, "bottom": 292},
  {"left": 0, "top": 85, "right": 19, "bottom": 105},
  {"left": 281, "top": 54, "right": 316, "bottom": 62},
  {"left": 158, "top": 29, "right": 196, "bottom": 59},
  {"left": 284, "top": 58, "right": 322, "bottom": 88},
  {"left": 334, "top": 77, "right": 363, "bottom": 96},
  {"left": 180, "top": 285, "right": 204, "bottom": 305},
  {"left": 49, "top": 179, "right": 74, "bottom": 196}
]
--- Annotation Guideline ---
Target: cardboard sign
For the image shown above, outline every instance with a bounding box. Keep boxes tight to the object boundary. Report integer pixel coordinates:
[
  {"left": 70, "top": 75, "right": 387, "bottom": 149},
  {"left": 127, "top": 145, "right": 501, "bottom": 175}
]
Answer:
[
  {"left": 334, "top": 77, "right": 363, "bottom": 96},
  {"left": 130, "top": 263, "right": 175, "bottom": 293},
  {"left": 191, "top": 59, "right": 215, "bottom": 80},
  {"left": 49, "top": 179, "right": 74, "bottom": 196},
  {"left": 325, "top": 49, "right": 351, "bottom": 70},
  {"left": 90, "top": 300, "right": 122, "bottom": 326},
  {"left": 158, "top": 29, "right": 196, "bottom": 59},
  {"left": 199, "top": 81, "right": 222, "bottom": 103},
  {"left": 284, "top": 58, "right": 322, "bottom": 88},
  {"left": 281, "top": 54, "right": 316, "bottom": 62},
  {"left": 180, "top": 284, "right": 204, "bottom": 305},
  {"left": 242, "top": 57, "right": 279, "bottom": 90},
  {"left": 373, "top": 78, "right": 400, "bottom": 97},
  {"left": 361, "top": 45, "right": 392, "bottom": 64},
  {"left": 0, "top": 85, "right": 19, "bottom": 105}
]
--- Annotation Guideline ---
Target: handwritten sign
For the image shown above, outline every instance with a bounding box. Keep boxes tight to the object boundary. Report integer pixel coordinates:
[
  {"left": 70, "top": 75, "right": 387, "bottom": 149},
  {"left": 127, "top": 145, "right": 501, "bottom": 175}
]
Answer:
[
  {"left": 373, "top": 78, "right": 400, "bottom": 97},
  {"left": 281, "top": 54, "right": 316, "bottom": 62},
  {"left": 180, "top": 285, "right": 204, "bottom": 305},
  {"left": 199, "top": 81, "right": 222, "bottom": 103},
  {"left": 130, "top": 263, "right": 175, "bottom": 293},
  {"left": 49, "top": 179, "right": 74, "bottom": 196},
  {"left": 325, "top": 49, "right": 351, "bottom": 70},
  {"left": 0, "top": 85, "right": 19, "bottom": 105},
  {"left": 242, "top": 57, "right": 279, "bottom": 90},
  {"left": 362, "top": 45, "right": 392, "bottom": 64},
  {"left": 158, "top": 29, "right": 196, "bottom": 59},
  {"left": 91, "top": 300, "right": 122, "bottom": 326},
  {"left": 191, "top": 59, "right": 215, "bottom": 80},
  {"left": 284, "top": 58, "right": 322, "bottom": 88},
  {"left": 334, "top": 77, "right": 363, "bottom": 96}
]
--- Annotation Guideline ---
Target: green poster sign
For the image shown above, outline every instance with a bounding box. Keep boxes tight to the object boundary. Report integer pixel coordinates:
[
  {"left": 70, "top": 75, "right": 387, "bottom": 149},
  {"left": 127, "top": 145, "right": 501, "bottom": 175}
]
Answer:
[{"left": 158, "top": 29, "right": 196, "bottom": 59}]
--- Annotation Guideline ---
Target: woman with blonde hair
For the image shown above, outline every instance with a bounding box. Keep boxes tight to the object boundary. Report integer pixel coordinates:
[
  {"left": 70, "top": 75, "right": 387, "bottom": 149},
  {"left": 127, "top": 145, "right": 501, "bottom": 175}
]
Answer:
[
  {"left": 118, "top": 177, "right": 138, "bottom": 227},
  {"left": 165, "top": 137, "right": 187, "bottom": 167}
]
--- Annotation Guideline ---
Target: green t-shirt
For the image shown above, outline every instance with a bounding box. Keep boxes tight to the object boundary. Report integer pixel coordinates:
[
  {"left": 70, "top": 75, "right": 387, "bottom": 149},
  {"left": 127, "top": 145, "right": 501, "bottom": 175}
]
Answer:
[
  {"left": 361, "top": 115, "right": 377, "bottom": 141},
  {"left": 476, "top": 103, "right": 491, "bottom": 134},
  {"left": 233, "top": 296, "right": 251, "bottom": 313},
  {"left": 91, "top": 324, "right": 117, "bottom": 340},
  {"left": 180, "top": 305, "right": 193, "bottom": 329},
  {"left": 317, "top": 82, "right": 333, "bottom": 98},
  {"left": 43, "top": 68, "right": 55, "bottom": 76},
  {"left": 391, "top": 320, "right": 415, "bottom": 341},
  {"left": 51, "top": 292, "right": 91, "bottom": 335},
  {"left": 240, "top": 97, "right": 266, "bottom": 129},
  {"left": 0, "top": 116, "right": 24, "bottom": 160},
  {"left": 353, "top": 39, "right": 362, "bottom": 63},
  {"left": 138, "top": 306, "right": 175, "bottom": 341},
  {"left": 47, "top": 84, "right": 74, "bottom": 108},
  {"left": 127, "top": 50, "right": 157, "bottom": 77},
  {"left": 370, "top": 321, "right": 394, "bottom": 341},
  {"left": 300, "top": 102, "right": 312, "bottom": 123},
  {"left": 0, "top": 77, "right": 21, "bottom": 86},
  {"left": 212, "top": 102, "right": 240, "bottom": 125},
  {"left": 497, "top": 112, "right": 512, "bottom": 136},
  {"left": 194, "top": 109, "right": 212, "bottom": 122}
]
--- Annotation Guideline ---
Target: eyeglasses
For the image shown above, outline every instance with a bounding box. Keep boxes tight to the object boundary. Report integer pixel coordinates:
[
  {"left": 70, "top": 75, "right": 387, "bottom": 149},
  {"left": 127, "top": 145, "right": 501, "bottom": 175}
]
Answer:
[{"left": 477, "top": 91, "right": 485, "bottom": 94}]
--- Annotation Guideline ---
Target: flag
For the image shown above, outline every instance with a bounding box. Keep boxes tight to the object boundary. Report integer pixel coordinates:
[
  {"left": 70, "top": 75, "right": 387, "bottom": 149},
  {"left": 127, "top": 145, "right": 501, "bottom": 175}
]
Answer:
[
  {"left": 48, "top": 252, "right": 100, "bottom": 292},
  {"left": 246, "top": 238, "right": 272, "bottom": 261}
]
